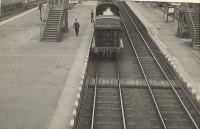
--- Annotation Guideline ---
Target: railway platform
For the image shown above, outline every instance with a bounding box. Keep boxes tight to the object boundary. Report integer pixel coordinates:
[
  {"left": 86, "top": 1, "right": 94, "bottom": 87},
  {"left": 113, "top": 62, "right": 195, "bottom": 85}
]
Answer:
[
  {"left": 127, "top": 2, "right": 200, "bottom": 104},
  {"left": 0, "top": 1, "right": 96, "bottom": 129}
]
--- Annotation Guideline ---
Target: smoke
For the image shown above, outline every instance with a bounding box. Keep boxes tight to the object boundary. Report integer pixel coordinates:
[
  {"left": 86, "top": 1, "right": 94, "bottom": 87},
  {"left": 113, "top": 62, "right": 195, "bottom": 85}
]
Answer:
[{"left": 103, "top": 7, "right": 114, "bottom": 15}]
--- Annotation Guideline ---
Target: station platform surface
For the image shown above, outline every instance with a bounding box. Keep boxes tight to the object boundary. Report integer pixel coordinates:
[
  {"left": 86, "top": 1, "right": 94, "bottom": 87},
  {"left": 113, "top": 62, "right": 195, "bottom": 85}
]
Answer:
[
  {"left": 127, "top": 2, "right": 200, "bottom": 102},
  {"left": 0, "top": 1, "right": 96, "bottom": 129}
]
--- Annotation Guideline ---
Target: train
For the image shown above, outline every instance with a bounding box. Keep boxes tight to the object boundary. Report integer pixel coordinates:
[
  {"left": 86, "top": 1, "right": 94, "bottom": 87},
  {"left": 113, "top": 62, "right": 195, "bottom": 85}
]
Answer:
[
  {"left": 0, "top": 0, "right": 43, "bottom": 15},
  {"left": 91, "top": 0, "right": 123, "bottom": 58},
  {"left": 1, "top": 0, "right": 39, "bottom": 7}
]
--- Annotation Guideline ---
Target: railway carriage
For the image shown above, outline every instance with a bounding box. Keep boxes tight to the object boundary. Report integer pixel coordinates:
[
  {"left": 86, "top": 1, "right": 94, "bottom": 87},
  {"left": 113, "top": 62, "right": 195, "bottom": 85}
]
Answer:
[
  {"left": 91, "top": 0, "right": 123, "bottom": 58},
  {"left": 0, "top": 0, "right": 39, "bottom": 15}
]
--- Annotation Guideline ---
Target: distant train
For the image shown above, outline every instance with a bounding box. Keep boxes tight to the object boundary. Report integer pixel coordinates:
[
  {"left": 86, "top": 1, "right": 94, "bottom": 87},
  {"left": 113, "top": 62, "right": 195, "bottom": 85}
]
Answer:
[
  {"left": 0, "top": 0, "right": 41, "bottom": 15},
  {"left": 1, "top": 0, "right": 38, "bottom": 7},
  {"left": 91, "top": 0, "right": 123, "bottom": 58}
]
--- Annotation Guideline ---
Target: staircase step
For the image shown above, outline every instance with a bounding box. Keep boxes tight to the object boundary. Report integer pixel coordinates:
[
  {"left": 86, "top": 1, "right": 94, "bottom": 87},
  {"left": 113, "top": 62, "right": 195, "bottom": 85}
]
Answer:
[
  {"left": 48, "top": 17, "right": 60, "bottom": 18},
  {"left": 48, "top": 20, "right": 60, "bottom": 22},
  {"left": 47, "top": 19, "right": 59, "bottom": 21},
  {"left": 46, "top": 23, "right": 59, "bottom": 25},
  {"left": 44, "top": 31, "right": 59, "bottom": 33},
  {"left": 45, "top": 27, "right": 58, "bottom": 29},
  {"left": 43, "top": 38, "right": 60, "bottom": 42},
  {"left": 48, "top": 18, "right": 60, "bottom": 19},
  {"left": 49, "top": 12, "right": 61, "bottom": 13},
  {"left": 44, "top": 32, "right": 58, "bottom": 34},
  {"left": 48, "top": 16, "right": 60, "bottom": 17},
  {"left": 44, "top": 31, "right": 58, "bottom": 34},
  {"left": 43, "top": 35, "right": 60, "bottom": 37},
  {"left": 45, "top": 25, "right": 57, "bottom": 27},
  {"left": 41, "top": 8, "right": 63, "bottom": 42},
  {"left": 43, "top": 35, "right": 59, "bottom": 38},
  {"left": 44, "top": 36, "right": 59, "bottom": 38},
  {"left": 48, "top": 15, "right": 60, "bottom": 17},
  {"left": 44, "top": 28, "right": 57, "bottom": 30},
  {"left": 45, "top": 29, "right": 57, "bottom": 31},
  {"left": 45, "top": 28, "right": 58, "bottom": 30},
  {"left": 45, "top": 26, "right": 58, "bottom": 28},
  {"left": 46, "top": 22, "right": 59, "bottom": 24},
  {"left": 47, "top": 20, "right": 60, "bottom": 22},
  {"left": 43, "top": 36, "right": 60, "bottom": 39},
  {"left": 49, "top": 13, "right": 61, "bottom": 14}
]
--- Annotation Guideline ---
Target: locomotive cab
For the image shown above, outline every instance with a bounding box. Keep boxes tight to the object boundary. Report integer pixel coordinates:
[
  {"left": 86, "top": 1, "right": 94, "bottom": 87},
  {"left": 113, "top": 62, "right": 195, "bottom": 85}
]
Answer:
[{"left": 91, "top": 2, "right": 123, "bottom": 58}]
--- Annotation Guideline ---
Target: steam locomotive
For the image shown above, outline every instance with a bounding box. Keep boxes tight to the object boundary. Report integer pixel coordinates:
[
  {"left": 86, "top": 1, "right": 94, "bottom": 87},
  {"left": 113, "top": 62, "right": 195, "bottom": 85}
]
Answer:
[{"left": 91, "top": 0, "right": 123, "bottom": 58}]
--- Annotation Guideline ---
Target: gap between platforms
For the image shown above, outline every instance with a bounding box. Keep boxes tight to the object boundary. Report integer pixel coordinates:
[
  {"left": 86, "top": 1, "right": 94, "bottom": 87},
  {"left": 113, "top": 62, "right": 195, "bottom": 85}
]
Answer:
[
  {"left": 47, "top": 23, "right": 93, "bottom": 129},
  {"left": 126, "top": 2, "right": 200, "bottom": 104}
]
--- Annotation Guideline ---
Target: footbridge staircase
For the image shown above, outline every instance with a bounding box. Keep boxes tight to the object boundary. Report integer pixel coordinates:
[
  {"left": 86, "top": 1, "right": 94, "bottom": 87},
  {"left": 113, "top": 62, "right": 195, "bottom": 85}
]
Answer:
[
  {"left": 184, "top": 3, "right": 200, "bottom": 49},
  {"left": 40, "top": 0, "right": 67, "bottom": 42}
]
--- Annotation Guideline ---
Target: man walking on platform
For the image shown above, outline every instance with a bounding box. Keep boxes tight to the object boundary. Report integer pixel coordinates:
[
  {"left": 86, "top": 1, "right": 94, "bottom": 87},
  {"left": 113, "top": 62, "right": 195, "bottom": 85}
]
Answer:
[
  {"left": 73, "top": 19, "right": 80, "bottom": 36},
  {"left": 91, "top": 10, "right": 94, "bottom": 23}
]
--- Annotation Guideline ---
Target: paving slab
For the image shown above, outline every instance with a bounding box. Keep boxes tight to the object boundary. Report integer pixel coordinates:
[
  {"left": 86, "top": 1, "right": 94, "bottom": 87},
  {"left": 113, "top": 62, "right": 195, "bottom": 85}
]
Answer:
[
  {"left": 127, "top": 2, "right": 200, "bottom": 102},
  {"left": 0, "top": 1, "right": 97, "bottom": 129}
]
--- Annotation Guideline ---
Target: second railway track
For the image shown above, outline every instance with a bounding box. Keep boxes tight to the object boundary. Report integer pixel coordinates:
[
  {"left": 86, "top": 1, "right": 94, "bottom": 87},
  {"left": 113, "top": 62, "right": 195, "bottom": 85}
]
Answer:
[
  {"left": 119, "top": 1, "right": 200, "bottom": 129},
  {"left": 73, "top": 1, "right": 200, "bottom": 129},
  {"left": 90, "top": 58, "right": 127, "bottom": 129}
]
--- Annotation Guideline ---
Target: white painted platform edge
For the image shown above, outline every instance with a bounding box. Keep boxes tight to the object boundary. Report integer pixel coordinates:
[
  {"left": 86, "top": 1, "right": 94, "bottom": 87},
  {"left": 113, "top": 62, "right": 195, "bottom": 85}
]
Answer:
[
  {"left": 47, "top": 23, "right": 94, "bottom": 129},
  {"left": 69, "top": 32, "right": 92, "bottom": 128},
  {"left": 126, "top": 2, "right": 200, "bottom": 104},
  {"left": 0, "top": 7, "right": 37, "bottom": 26}
]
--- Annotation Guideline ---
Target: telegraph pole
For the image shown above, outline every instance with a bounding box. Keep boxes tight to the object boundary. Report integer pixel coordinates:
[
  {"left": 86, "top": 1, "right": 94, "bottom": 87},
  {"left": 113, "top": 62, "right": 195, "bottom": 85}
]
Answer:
[{"left": 0, "top": 0, "right": 1, "bottom": 21}]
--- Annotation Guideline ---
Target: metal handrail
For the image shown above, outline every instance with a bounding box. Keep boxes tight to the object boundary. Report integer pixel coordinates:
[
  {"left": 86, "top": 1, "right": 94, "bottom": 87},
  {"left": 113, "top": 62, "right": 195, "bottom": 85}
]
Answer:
[
  {"left": 185, "top": 3, "right": 196, "bottom": 39},
  {"left": 40, "top": 0, "right": 50, "bottom": 40},
  {"left": 116, "top": 62, "right": 127, "bottom": 129},
  {"left": 90, "top": 66, "right": 98, "bottom": 129},
  {"left": 121, "top": 2, "right": 199, "bottom": 129},
  {"left": 56, "top": 0, "right": 65, "bottom": 38}
]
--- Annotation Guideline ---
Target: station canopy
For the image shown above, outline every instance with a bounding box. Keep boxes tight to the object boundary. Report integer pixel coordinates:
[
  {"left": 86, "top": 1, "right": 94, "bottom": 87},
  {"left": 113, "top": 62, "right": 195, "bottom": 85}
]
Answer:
[{"left": 120, "top": 0, "right": 200, "bottom": 3}]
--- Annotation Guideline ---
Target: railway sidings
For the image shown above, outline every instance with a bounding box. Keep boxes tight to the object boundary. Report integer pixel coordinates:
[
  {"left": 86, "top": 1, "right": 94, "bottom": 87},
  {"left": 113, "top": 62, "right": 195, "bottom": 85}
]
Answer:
[
  {"left": 0, "top": 0, "right": 39, "bottom": 21},
  {"left": 72, "top": 1, "right": 200, "bottom": 129}
]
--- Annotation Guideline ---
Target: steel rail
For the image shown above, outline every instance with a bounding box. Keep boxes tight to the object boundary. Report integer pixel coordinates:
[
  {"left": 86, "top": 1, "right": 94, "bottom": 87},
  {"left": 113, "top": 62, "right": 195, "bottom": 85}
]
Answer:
[
  {"left": 119, "top": 2, "right": 167, "bottom": 129},
  {"left": 90, "top": 65, "right": 98, "bottom": 129},
  {"left": 120, "top": 2, "right": 199, "bottom": 129},
  {"left": 116, "top": 60, "right": 127, "bottom": 129}
]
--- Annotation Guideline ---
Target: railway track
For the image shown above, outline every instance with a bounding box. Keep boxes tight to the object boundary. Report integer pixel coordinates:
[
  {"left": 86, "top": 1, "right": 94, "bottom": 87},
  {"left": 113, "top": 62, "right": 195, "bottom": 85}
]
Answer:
[
  {"left": 89, "top": 58, "right": 127, "bottom": 129},
  {"left": 118, "top": 1, "right": 200, "bottom": 129},
  {"left": 73, "top": 1, "right": 200, "bottom": 129}
]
